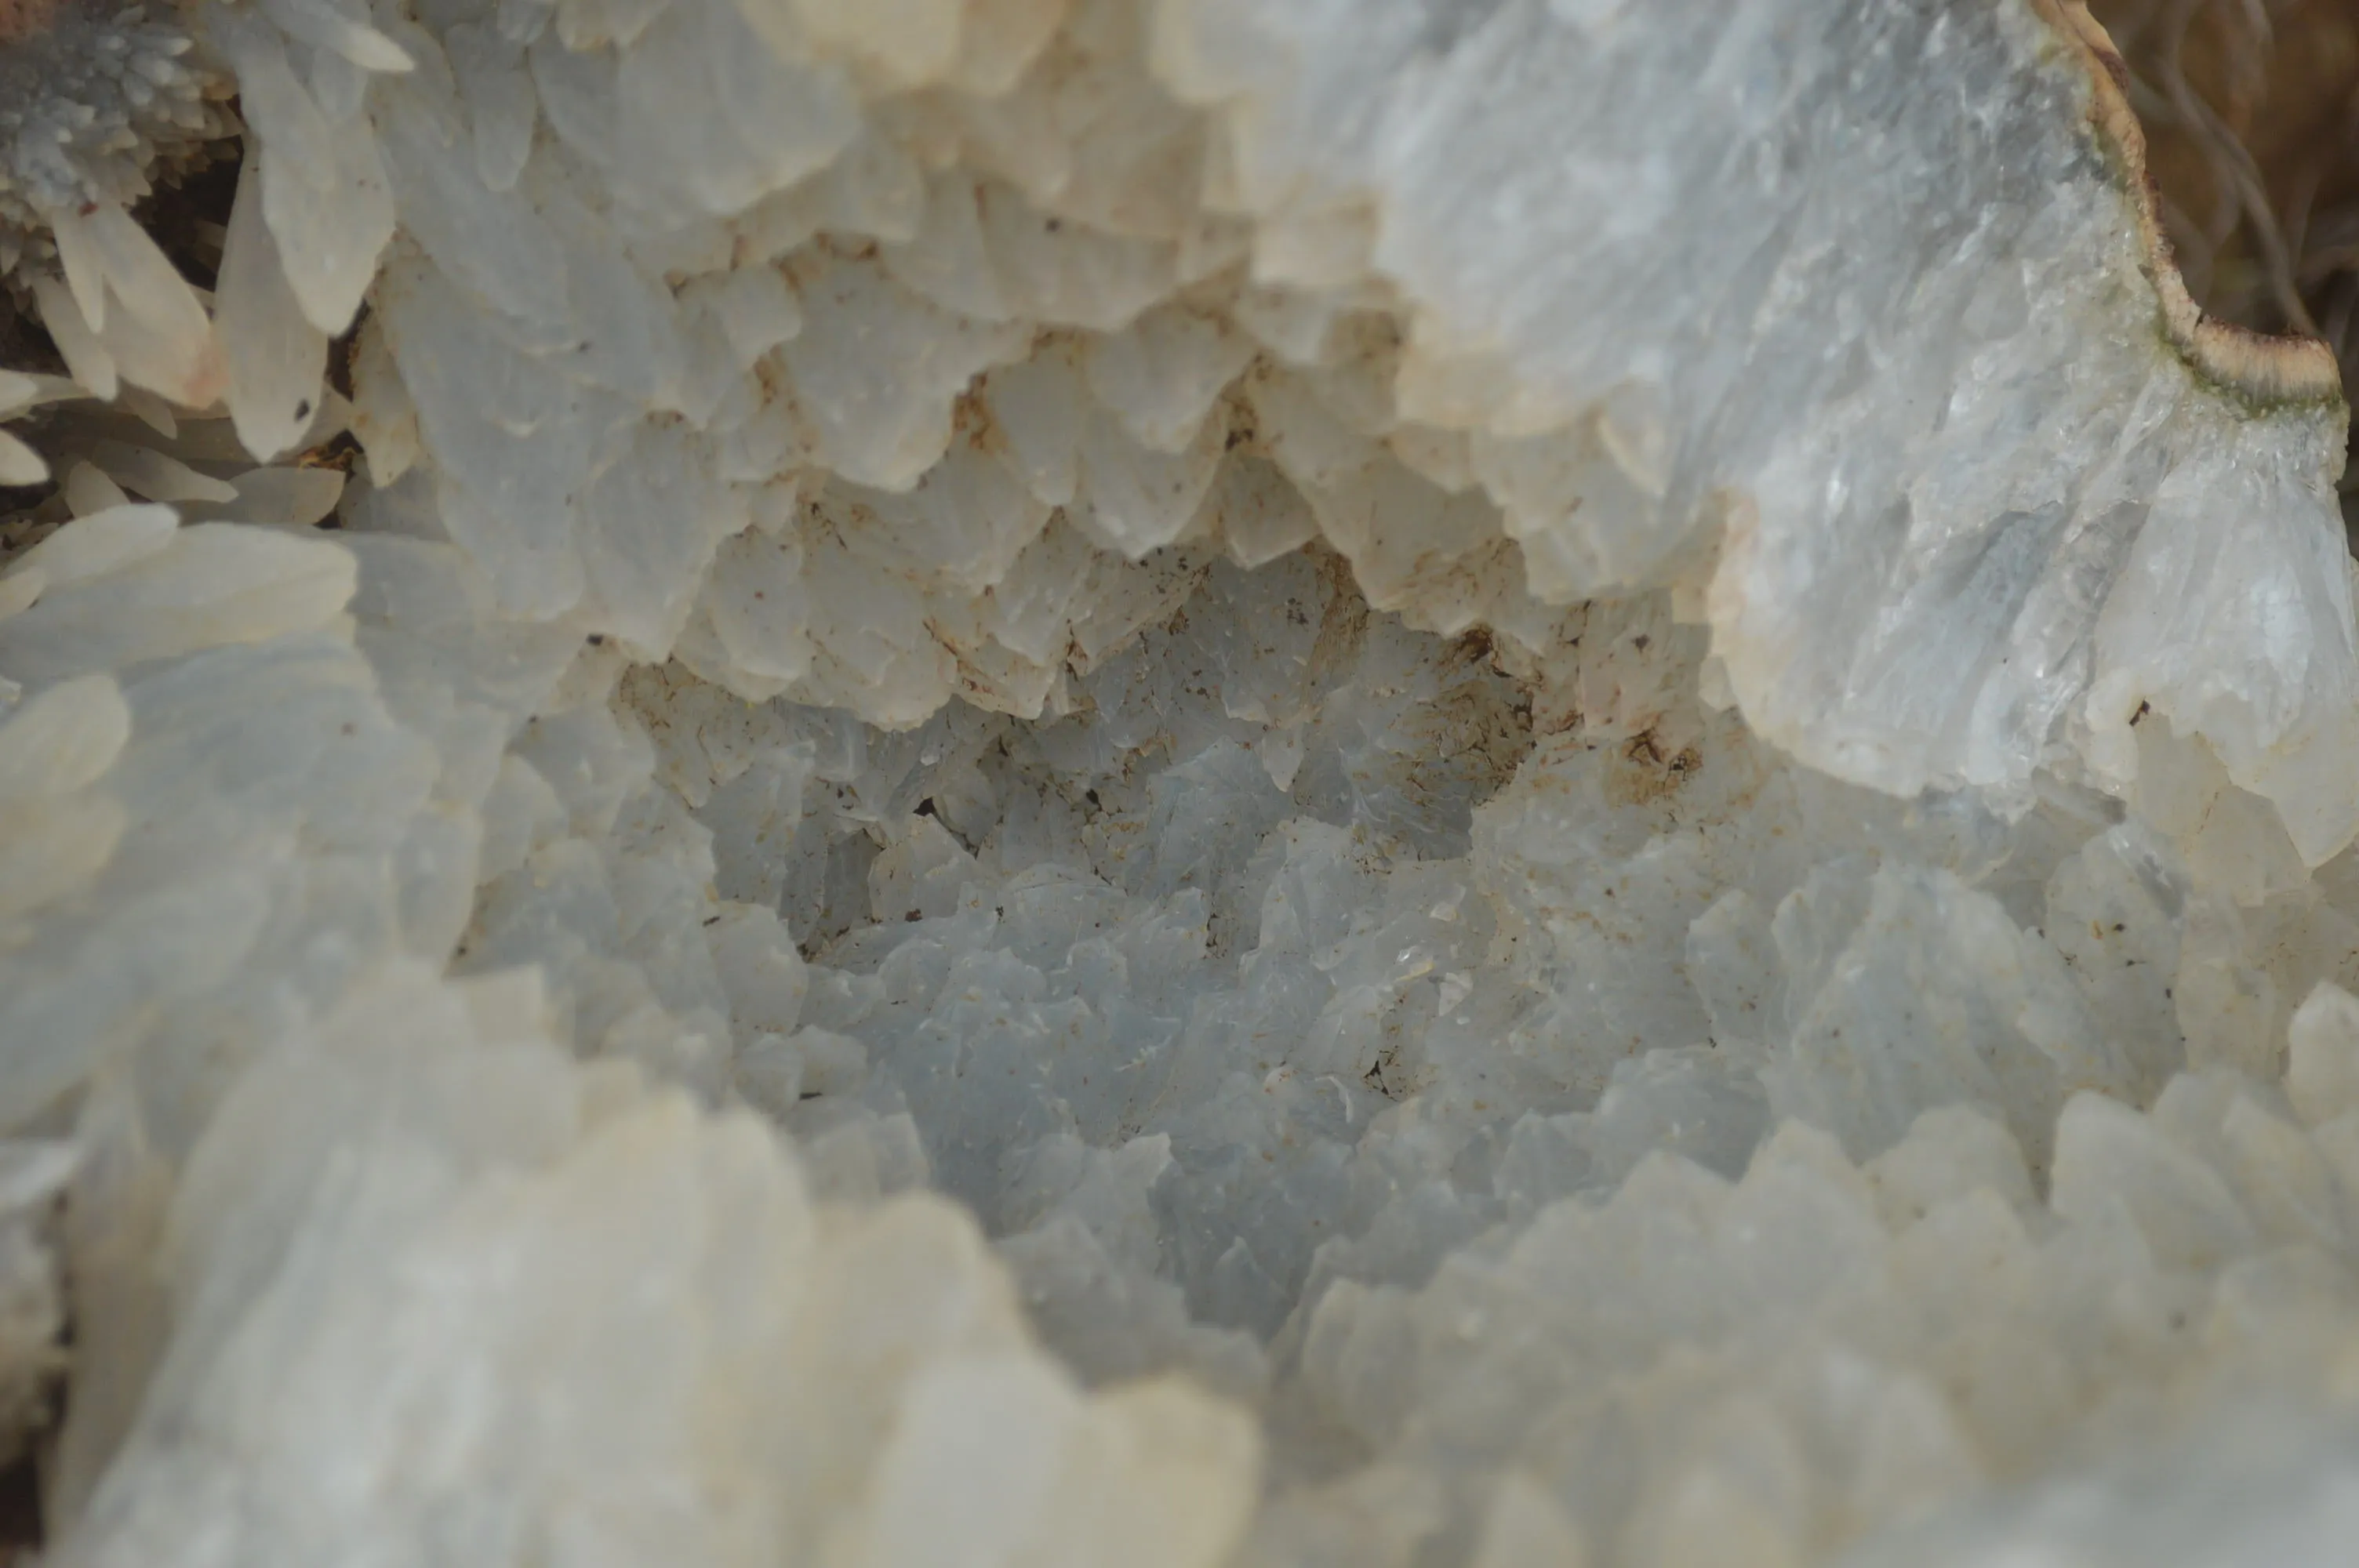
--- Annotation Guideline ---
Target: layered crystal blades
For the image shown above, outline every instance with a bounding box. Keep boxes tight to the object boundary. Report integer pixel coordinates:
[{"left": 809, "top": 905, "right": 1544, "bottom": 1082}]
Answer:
[
  {"left": 4, "top": 0, "right": 2359, "bottom": 1565},
  {"left": 1158, "top": 0, "right": 2357, "bottom": 857}
]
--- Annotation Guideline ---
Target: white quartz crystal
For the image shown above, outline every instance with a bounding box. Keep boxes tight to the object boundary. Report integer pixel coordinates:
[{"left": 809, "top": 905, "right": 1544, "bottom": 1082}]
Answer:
[
  {"left": 6, "top": 0, "right": 2359, "bottom": 1563},
  {"left": 0, "top": 0, "right": 231, "bottom": 280}
]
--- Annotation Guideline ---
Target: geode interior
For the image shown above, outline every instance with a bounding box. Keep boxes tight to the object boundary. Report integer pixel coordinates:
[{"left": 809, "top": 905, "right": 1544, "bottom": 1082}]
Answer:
[{"left": 5, "top": 1, "right": 2359, "bottom": 1566}]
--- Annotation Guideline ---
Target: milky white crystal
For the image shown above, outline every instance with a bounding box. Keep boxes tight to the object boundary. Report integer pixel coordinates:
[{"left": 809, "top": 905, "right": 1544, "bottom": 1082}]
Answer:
[{"left": 4, "top": 0, "right": 2359, "bottom": 1565}]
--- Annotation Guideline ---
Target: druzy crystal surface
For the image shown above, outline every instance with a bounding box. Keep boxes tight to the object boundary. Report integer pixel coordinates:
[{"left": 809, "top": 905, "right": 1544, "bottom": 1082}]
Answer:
[{"left": 5, "top": 0, "right": 2359, "bottom": 1564}]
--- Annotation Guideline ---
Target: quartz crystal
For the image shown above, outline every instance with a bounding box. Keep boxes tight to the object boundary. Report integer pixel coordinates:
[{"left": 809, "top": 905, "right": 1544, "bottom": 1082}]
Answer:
[{"left": 5, "top": 0, "right": 2359, "bottom": 1564}]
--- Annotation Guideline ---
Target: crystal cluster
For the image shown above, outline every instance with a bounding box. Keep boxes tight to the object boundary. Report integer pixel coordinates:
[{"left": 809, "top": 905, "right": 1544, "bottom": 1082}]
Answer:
[
  {"left": 5, "top": 0, "right": 2359, "bottom": 1564},
  {"left": 0, "top": 0, "right": 230, "bottom": 281}
]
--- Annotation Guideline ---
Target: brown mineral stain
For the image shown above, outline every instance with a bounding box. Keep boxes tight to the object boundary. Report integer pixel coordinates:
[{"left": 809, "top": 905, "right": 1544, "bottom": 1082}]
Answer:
[
  {"left": 0, "top": 0, "right": 58, "bottom": 45},
  {"left": 1603, "top": 729, "right": 1703, "bottom": 808}
]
